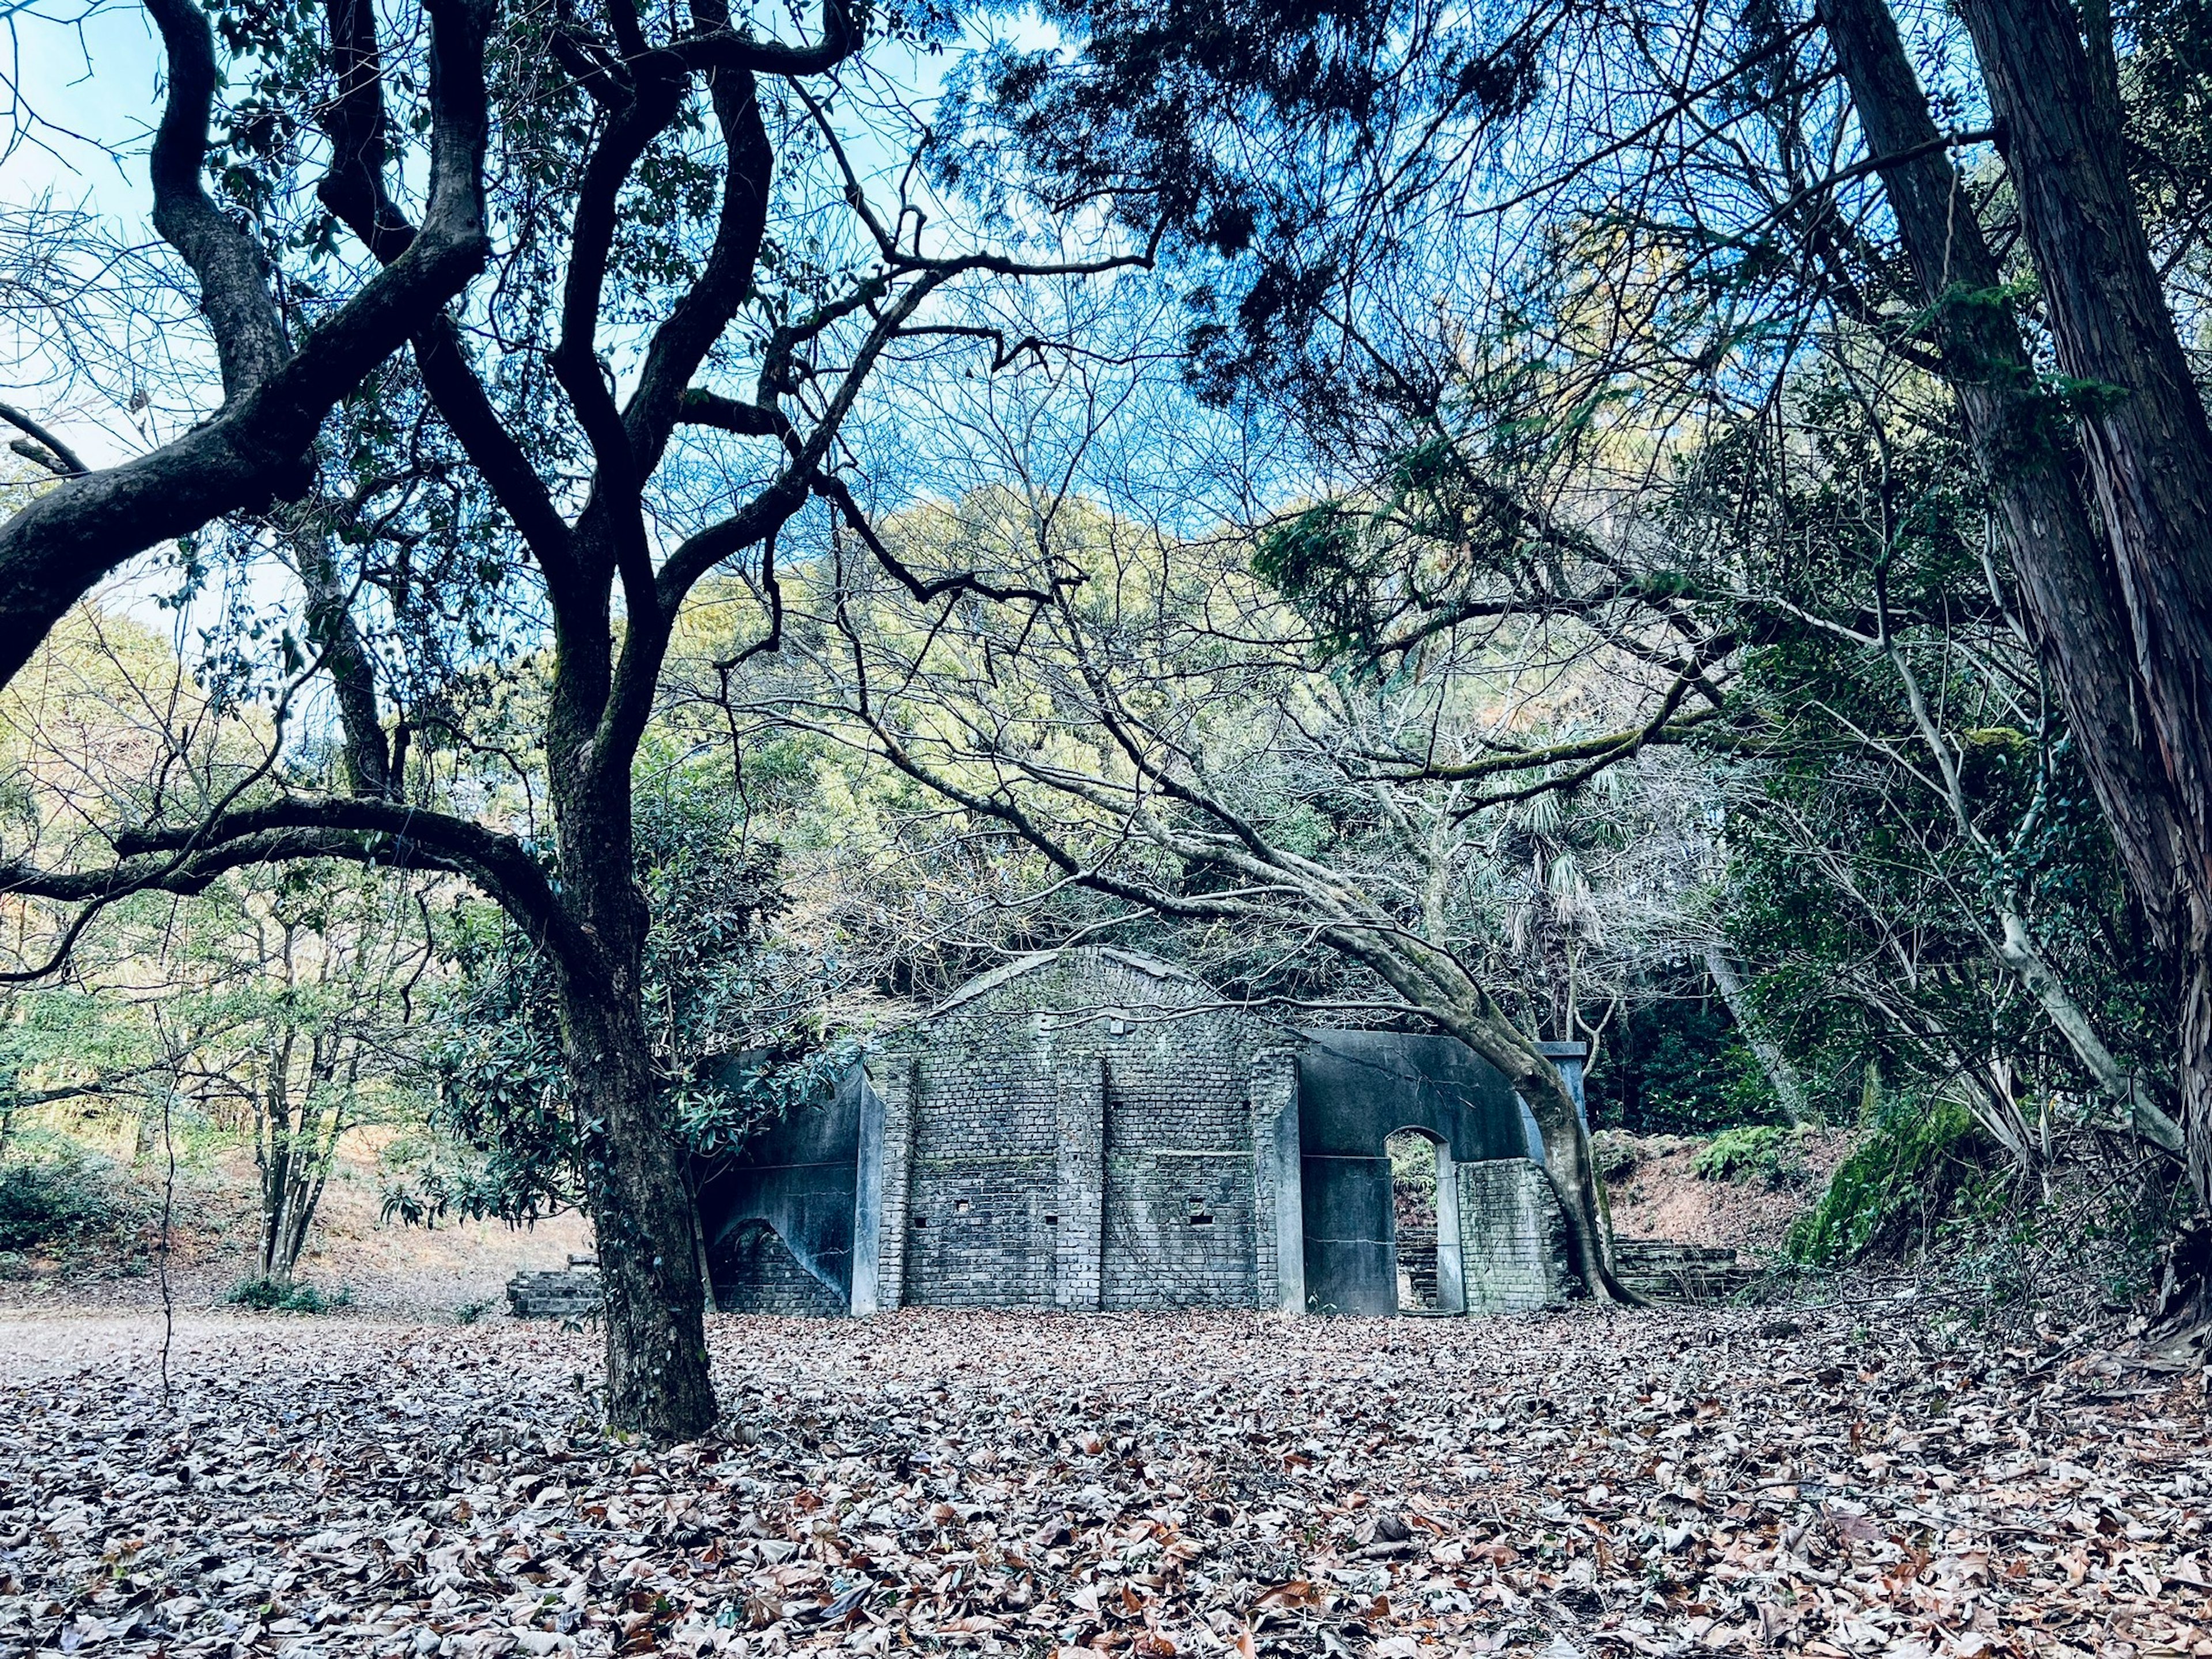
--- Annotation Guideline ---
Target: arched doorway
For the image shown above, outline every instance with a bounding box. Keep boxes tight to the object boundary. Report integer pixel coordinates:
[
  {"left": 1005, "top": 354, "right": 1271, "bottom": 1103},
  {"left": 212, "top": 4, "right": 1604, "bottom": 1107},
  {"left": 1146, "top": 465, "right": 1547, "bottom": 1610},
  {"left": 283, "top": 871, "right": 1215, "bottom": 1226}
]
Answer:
[{"left": 1387, "top": 1128, "right": 1442, "bottom": 1311}]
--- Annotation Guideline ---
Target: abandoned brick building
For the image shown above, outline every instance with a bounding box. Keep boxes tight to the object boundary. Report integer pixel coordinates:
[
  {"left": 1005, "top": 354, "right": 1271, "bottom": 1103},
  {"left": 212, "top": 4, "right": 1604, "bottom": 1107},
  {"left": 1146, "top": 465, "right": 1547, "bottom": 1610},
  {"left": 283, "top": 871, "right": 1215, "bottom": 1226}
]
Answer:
[{"left": 694, "top": 947, "right": 1587, "bottom": 1319}]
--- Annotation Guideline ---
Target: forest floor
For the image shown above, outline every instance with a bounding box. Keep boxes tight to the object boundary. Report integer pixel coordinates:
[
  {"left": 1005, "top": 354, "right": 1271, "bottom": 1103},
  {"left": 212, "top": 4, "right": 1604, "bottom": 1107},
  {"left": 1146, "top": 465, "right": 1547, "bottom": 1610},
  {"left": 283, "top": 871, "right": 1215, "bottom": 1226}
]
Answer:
[
  {"left": 1602, "top": 1134, "right": 1859, "bottom": 1255},
  {"left": 1, "top": 1298, "right": 2206, "bottom": 1659}
]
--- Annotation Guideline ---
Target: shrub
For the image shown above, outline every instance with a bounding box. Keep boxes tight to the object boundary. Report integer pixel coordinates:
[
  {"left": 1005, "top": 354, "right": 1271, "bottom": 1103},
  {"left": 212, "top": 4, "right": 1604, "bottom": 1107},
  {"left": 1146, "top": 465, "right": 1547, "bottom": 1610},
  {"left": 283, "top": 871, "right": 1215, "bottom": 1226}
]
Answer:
[
  {"left": 225, "top": 1277, "right": 286, "bottom": 1309},
  {"left": 0, "top": 1152, "right": 120, "bottom": 1252},
  {"left": 227, "top": 1277, "right": 353, "bottom": 1313},
  {"left": 1693, "top": 1125, "right": 1805, "bottom": 1187},
  {"left": 1386, "top": 1131, "right": 1439, "bottom": 1203},
  {"left": 1786, "top": 1099, "right": 1992, "bottom": 1266}
]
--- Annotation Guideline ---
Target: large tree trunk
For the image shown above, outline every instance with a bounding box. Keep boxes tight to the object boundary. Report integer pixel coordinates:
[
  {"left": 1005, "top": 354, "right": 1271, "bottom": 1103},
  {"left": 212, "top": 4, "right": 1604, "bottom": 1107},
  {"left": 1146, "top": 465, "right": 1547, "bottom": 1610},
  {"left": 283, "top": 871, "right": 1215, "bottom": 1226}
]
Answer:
[
  {"left": 1816, "top": 0, "right": 2212, "bottom": 1206},
  {"left": 255, "top": 1033, "right": 303, "bottom": 1285},
  {"left": 1488, "top": 1028, "right": 1630, "bottom": 1302},
  {"left": 1947, "top": 0, "right": 2212, "bottom": 1207},
  {"left": 1704, "top": 947, "right": 1809, "bottom": 1126},
  {"left": 552, "top": 767, "right": 717, "bottom": 1441},
  {"left": 559, "top": 978, "right": 717, "bottom": 1439},
  {"left": 2190, "top": 961, "right": 2212, "bottom": 1204}
]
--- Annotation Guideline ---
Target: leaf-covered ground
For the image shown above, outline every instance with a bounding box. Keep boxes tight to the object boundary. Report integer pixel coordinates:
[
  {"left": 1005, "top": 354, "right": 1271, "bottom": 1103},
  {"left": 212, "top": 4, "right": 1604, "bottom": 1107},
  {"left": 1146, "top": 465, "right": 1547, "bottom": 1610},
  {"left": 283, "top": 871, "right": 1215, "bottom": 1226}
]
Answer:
[{"left": 0, "top": 1304, "right": 2205, "bottom": 1658}]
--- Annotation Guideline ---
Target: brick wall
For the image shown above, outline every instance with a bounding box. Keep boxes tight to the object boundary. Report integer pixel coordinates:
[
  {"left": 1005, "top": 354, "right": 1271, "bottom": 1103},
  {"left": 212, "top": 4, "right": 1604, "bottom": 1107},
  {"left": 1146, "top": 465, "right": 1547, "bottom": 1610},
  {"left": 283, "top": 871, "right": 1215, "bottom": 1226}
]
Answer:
[
  {"left": 837, "top": 950, "right": 1571, "bottom": 1320},
  {"left": 1456, "top": 1157, "right": 1572, "bottom": 1313},
  {"left": 711, "top": 1219, "right": 847, "bottom": 1317},
  {"left": 869, "top": 1055, "right": 919, "bottom": 1311},
  {"left": 1055, "top": 1055, "right": 1105, "bottom": 1309},
  {"left": 874, "top": 949, "right": 1293, "bottom": 1312},
  {"left": 902, "top": 1031, "right": 1059, "bottom": 1308},
  {"left": 1101, "top": 1150, "right": 1256, "bottom": 1309}
]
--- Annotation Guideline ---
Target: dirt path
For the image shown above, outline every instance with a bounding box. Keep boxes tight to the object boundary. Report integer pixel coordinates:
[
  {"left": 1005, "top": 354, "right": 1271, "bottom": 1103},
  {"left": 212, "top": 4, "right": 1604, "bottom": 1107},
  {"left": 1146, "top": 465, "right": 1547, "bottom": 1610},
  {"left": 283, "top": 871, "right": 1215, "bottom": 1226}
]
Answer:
[{"left": 1603, "top": 1131, "right": 1857, "bottom": 1252}]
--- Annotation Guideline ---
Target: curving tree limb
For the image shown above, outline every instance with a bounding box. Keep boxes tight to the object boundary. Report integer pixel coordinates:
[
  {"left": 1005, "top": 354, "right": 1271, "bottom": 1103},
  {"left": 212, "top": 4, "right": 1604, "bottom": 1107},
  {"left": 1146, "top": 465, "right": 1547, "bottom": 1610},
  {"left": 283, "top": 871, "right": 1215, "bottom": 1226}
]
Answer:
[{"left": 0, "top": 0, "right": 493, "bottom": 692}]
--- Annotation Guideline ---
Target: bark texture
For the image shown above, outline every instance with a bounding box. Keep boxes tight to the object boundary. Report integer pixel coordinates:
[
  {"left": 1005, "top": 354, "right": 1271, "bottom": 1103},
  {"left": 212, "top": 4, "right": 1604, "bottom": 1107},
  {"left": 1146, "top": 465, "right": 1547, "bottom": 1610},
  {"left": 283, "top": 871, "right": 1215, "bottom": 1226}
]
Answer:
[
  {"left": 544, "top": 621, "right": 718, "bottom": 1441},
  {"left": 1946, "top": 0, "right": 2212, "bottom": 1206},
  {"left": 1818, "top": 0, "right": 2212, "bottom": 1205},
  {"left": 0, "top": 0, "right": 491, "bottom": 691},
  {"left": 3, "top": 0, "right": 1112, "bottom": 1442},
  {"left": 1704, "top": 947, "right": 1809, "bottom": 1127},
  {"left": 558, "top": 965, "right": 718, "bottom": 1441},
  {"left": 252, "top": 1031, "right": 349, "bottom": 1286}
]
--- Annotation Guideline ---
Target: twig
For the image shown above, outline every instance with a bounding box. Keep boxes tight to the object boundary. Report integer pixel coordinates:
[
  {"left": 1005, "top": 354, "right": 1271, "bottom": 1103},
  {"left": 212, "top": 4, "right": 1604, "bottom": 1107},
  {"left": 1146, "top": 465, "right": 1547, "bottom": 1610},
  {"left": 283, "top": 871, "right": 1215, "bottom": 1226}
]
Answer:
[{"left": 151, "top": 1003, "right": 181, "bottom": 1414}]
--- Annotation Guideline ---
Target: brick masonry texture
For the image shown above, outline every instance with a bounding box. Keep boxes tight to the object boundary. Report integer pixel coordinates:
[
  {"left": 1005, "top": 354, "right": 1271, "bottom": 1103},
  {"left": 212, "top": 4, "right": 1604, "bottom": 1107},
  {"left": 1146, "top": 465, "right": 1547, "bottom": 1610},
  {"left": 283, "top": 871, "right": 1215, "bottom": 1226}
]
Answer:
[
  {"left": 1457, "top": 1157, "right": 1573, "bottom": 1314},
  {"left": 712, "top": 1219, "right": 847, "bottom": 1317},
  {"left": 873, "top": 949, "right": 1296, "bottom": 1312},
  {"left": 714, "top": 946, "right": 1574, "bottom": 1318}
]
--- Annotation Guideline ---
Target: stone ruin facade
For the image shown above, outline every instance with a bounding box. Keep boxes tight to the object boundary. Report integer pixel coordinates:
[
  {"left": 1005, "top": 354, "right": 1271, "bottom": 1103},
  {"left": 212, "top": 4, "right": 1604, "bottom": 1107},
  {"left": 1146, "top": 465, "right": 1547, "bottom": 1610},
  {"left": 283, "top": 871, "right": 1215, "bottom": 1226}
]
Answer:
[{"left": 693, "top": 947, "right": 1588, "bottom": 1319}]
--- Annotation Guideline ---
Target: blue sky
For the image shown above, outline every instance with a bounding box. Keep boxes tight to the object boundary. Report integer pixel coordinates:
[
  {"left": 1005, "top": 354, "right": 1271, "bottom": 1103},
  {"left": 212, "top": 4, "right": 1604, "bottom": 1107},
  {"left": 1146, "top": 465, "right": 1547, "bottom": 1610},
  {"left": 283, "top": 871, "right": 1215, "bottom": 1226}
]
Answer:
[{"left": 6, "top": 0, "right": 169, "bottom": 472}]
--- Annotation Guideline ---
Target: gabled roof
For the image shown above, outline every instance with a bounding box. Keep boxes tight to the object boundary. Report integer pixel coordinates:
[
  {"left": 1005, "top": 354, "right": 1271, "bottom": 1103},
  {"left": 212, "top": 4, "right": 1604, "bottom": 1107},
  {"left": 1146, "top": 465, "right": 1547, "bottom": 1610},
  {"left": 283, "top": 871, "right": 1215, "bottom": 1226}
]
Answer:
[{"left": 926, "top": 945, "right": 1213, "bottom": 1017}]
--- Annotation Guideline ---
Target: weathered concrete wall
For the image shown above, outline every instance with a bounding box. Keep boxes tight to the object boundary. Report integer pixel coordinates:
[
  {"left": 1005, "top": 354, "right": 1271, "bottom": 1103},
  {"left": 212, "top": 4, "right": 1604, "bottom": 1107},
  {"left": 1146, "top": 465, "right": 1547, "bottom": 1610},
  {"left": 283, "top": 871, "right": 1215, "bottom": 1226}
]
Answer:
[
  {"left": 695, "top": 1067, "right": 867, "bottom": 1316},
  {"left": 866, "top": 1055, "right": 918, "bottom": 1313},
  {"left": 1537, "top": 1041, "right": 1589, "bottom": 1122},
  {"left": 1457, "top": 1157, "right": 1572, "bottom": 1313},
  {"left": 1433, "top": 1142, "right": 1464, "bottom": 1314},
  {"left": 1293, "top": 1030, "right": 1531, "bottom": 1316},
  {"left": 1249, "top": 1050, "right": 1302, "bottom": 1314}
]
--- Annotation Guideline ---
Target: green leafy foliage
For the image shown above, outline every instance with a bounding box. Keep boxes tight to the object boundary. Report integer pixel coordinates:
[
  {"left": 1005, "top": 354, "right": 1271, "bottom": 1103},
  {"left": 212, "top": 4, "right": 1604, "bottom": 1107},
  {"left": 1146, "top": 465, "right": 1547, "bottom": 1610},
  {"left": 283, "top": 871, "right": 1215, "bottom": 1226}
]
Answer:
[
  {"left": 1590, "top": 1130, "right": 1639, "bottom": 1181},
  {"left": 2121, "top": 0, "right": 2212, "bottom": 271},
  {"left": 392, "top": 902, "right": 576, "bottom": 1226},
  {"left": 226, "top": 1277, "right": 352, "bottom": 1313},
  {"left": 1586, "top": 995, "right": 1780, "bottom": 1134},
  {"left": 1249, "top": 343, "right": 1625, "bottom": 664},
  {"left": 1680, "top": 366, "right": 2171, "bottom": 1148},
  {"left": 1786, "top": 1099, "right": 1993, "bottom": 1266},
  {"left": 388, "top": 777, "right": 806, "bottom": 1225},
  {"left": 0, "top": 1149, "right": 124, "bottom": 1253},
  {"left": 961, "top": 0, "right": 1543, "bottom": 413},
  {"left": 1692, "top": 1125, "right": 1805, "bottom": 1187},
  {"left": 1386, "top": 1128, "right": 1439, "bottom": 1205},
  {"left": 671, "top": 1040, "right": 864, "bottom": 1159}
]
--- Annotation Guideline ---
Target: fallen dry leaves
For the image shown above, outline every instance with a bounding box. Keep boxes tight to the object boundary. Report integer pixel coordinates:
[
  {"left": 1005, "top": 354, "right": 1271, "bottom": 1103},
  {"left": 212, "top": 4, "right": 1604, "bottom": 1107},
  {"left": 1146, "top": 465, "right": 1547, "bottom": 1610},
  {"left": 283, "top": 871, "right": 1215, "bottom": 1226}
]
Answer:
[{"left": 0, "top": 1303, "right": 2206, "bottom": 1658}]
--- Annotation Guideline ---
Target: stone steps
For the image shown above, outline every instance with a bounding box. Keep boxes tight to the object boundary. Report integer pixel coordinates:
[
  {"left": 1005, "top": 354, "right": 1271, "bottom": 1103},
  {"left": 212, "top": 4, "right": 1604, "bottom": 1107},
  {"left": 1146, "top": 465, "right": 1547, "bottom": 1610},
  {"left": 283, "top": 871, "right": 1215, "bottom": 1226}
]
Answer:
[
  {"left": 1612, "top": 1240, "right": 1761, "bottom": 1303},
  {"left": 1395, "top": 1219, "right": 1441, "bottom": 1311}
]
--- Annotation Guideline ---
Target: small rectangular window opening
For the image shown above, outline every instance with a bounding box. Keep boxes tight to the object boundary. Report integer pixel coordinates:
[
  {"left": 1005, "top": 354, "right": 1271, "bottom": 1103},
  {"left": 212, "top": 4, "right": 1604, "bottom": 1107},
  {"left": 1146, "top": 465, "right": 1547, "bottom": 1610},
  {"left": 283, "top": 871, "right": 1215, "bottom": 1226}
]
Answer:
[
  {"left": 912, "top": 1215, "right": 928, "bottom": 1229},
  {"left": 1044, "top": 1214, "right": 1059, "bottom": 1226},
  {"left": 955, "top": 1198, "right": 972, "bottom": 1214},
  {"left": 1188, "top": 1196, "right": 1214, "bottom": 1226}
]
